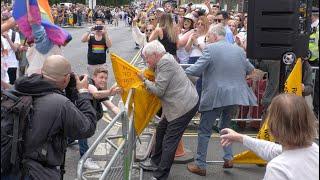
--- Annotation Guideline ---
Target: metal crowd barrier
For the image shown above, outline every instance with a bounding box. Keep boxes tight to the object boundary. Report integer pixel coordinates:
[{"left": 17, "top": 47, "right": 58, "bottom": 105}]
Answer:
[
  {"left": 77, "top": 89, "right": 134, "bottom": 180},
  {"left": 77, "top": 88, "right": 154, "bottom": 180},
  {"left": 180, "top": 64, "right": 319, "bottom": 122}
]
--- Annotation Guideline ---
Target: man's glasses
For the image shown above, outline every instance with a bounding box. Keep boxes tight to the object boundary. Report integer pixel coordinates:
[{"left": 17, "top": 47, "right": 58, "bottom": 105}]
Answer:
[
  {"left": 214, "top": 19, "right": 222, "bottom": 23},
  {"left": 146, "top": 29, "right": 153, "bottom": 32}
]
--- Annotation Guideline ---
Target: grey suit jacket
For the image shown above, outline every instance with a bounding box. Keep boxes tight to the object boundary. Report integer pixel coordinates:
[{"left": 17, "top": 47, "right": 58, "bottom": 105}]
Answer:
[
  {"left": 144, "top": 53, "right": 199, "bottom": 121},
  {"left": 185, "top": 40, "right": 257, "bottom": 111}
]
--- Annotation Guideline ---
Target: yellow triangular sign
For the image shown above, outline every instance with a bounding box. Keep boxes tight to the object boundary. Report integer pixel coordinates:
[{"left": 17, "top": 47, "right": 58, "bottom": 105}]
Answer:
[
  {"left": 233, "top": 119, "right": 274, "bottom": 165},
  {"left": 284, "top": 58, "right": 302, "bottom": 96}
]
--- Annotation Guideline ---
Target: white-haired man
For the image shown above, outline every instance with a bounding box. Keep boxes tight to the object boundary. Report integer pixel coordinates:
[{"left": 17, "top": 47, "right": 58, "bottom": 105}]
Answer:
[
  {"left": 185, "top": 24, "right": 257, "bottom": 176},
  {"left": 137, "top": 40, "right": 199, "bottom": 180}
]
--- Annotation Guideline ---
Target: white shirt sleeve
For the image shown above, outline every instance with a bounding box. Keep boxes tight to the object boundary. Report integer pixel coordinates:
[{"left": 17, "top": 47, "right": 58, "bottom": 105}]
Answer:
[
  {"left": 132, "top": 26, "right": 146, "bottom": 47},
  {"left": 243, "top": 135, "right": 282, "bottom": 161}
]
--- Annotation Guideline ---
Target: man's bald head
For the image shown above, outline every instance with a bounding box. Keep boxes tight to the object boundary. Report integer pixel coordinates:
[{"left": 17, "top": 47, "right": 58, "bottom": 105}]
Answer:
[{"left": 41, "top": 55, "right": 71, "bottom": 80}]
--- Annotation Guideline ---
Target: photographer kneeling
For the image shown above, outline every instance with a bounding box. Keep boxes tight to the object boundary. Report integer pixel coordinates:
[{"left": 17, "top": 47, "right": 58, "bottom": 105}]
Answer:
[{"left": 66, "top": 67, "right": 121, "bottom": 170}]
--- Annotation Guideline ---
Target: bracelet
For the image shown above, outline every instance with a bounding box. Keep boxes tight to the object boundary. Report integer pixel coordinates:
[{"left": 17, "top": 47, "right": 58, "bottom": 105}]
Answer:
[{"left": 78, "top": 88, "right": 89, "bottom": 93}]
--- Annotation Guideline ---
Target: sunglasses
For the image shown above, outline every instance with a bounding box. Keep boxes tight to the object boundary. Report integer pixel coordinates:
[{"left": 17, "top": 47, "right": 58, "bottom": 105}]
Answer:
[
  {"left": 149, "top": 18, "right": 155, "bottom": 21},
  {"left": 214, "top": 19, "right": 222, "bottom": 23},
  {"left": 146, "top": 29, "right": 153, "bottom": 32}
]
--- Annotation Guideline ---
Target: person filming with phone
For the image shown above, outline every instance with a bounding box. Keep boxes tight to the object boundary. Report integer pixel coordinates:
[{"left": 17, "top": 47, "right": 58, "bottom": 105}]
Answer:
[{"left": 81, "top": 18, "right": 112, "bottom": 78}]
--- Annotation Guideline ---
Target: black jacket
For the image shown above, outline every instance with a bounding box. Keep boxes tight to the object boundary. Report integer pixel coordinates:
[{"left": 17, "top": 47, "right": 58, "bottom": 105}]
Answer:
[{"left": 14, "top": 74, "right": 97, "bottom": 179}]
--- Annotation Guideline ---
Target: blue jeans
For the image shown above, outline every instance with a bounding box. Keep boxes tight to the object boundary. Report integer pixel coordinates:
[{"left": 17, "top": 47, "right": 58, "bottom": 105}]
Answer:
[
  {"left": 77, "top": 14, "right": 82, "bottom": 26},
  {"left": 68, "top": 138, "right": 89, "bottom": 157},
  {"left": 195, "top": 105, "right": 238, "bottom": 169}
]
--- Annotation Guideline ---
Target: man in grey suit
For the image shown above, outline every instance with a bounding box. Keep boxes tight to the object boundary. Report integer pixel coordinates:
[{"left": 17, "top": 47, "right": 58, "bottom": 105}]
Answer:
[
  {"left": 185, "top": 24, "right": 257, "bottom": 176},
  {"left": 137, "top": 40, "right": 199, "bottom": 180}
]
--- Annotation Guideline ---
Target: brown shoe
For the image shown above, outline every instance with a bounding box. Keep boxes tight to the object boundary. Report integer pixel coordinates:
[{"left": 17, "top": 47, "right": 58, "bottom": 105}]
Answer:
[
  {"left": 187, "top": 163, "right": 206, "bottom": 176},
  {"left": 223, "top": 159, "right": 233, "bottom": 168}
]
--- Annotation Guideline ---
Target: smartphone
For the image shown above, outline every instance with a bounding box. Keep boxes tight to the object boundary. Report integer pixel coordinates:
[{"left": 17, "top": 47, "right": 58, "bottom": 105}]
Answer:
[{"left": 94, "top": 25, "right": 104, "bottom": 31}]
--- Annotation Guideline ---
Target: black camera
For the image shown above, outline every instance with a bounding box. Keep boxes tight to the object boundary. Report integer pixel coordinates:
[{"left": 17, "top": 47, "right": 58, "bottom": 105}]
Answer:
[
  {"left": 94, "top": 25, "right": 104, "bottom": 31},
  {"left": 65, "top": 73, "right": 85, "bottom": 103}
]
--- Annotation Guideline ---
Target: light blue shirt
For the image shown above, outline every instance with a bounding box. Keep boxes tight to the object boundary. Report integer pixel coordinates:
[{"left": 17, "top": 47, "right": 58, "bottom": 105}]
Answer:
[
  {"left": 224, "top": 26, "right": 234, "bottom": 44},
  {"left": 31, "top": 24, "right": 53, "bottom": 54}
]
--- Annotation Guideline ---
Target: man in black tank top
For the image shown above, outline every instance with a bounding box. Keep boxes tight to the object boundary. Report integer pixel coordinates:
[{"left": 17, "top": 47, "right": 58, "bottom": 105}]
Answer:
[{"left": 81, "top": 18, "right": 112, "bottom": 77}]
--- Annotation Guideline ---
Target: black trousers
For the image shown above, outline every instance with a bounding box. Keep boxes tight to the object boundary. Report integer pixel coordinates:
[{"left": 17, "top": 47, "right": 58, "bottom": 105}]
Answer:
[
  {"left": 7, "top": 67, "right": 17, "bottom": 85},
  {"left": 152, "top": 103, "right": 198, "bottom": 180}
]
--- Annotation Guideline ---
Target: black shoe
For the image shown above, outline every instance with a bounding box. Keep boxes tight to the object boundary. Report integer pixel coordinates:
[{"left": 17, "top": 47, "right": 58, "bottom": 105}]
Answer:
[{"left": 139, "top": 158, "right": 157, "bottom": 171}]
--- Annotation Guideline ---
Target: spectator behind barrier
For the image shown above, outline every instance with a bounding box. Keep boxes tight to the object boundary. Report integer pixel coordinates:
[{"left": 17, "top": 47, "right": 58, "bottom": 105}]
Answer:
[
  {"left": 220, "top": 94, "right": 319, "bottom": 180},
  {"left": 81, "top": 18, "right": 112, "bottom": 78}
]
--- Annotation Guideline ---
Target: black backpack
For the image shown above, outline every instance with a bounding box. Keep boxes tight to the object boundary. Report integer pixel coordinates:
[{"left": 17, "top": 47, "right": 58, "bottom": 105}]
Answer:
[{"left": 1, "top": 90, "right": 33, "bottom": 175}]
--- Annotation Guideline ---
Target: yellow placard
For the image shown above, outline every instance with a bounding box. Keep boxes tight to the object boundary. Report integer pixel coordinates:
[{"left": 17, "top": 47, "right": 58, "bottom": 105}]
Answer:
[
  {"left": 284, "top": 58, "right": 302, "bottom": 96},
  {"left": 233, "top": 119, "right": 274, "bottom": 165},
  {"left": 110, "top": 53, "right": 161, "bottom": 135}
]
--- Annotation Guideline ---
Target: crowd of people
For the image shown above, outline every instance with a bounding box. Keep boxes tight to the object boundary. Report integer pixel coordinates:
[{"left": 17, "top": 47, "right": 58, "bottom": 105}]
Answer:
[
  {"left": 1, "top": 0, "right": 319, "bottom": 180},
  {"left": 50, "top": 3, "right": 136, "bottom": 27}
]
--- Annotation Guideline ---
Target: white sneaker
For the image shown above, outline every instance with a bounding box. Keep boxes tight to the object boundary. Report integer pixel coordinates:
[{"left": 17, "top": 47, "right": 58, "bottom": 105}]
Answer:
[{"left": 84, "top": 158, "right": 100, "bottom": 170}]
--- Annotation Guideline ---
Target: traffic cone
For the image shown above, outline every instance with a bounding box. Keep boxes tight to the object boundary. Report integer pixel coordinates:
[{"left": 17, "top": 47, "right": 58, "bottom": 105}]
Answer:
[
  {"left": 174, "top": 139, "right": 193, "bottom": 164},
  {"left": 175, "top": 139, "right": 186, "bottom": 157}
]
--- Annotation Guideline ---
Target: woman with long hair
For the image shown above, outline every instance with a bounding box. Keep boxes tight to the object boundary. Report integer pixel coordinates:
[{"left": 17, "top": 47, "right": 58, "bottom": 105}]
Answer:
[
  {"left": 149, "top": 13, "right": 178, "bottom": 58},
  {"left": 221, "top": 94, "right": 319, "bottom": 180},
  {"left": 176, "top": 13, "right": 196, "bottom": 64},
  {"left": 185, "top": 16, "right": 209, "bottom": 98}
]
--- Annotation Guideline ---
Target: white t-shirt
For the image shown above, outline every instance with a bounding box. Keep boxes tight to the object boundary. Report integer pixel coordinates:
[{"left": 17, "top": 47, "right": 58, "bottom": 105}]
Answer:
[
  {"left": 177, "top": 33, "right": 190, "bottom": 64},
  {"left": 1, "top": 29, "right": 20, "bottom": 68},
  {"left": 243, "top": 136, "right": 319, "bottom": 180},
  {"left": 189, "top": 35, "right": 205, "bottom": 58}
]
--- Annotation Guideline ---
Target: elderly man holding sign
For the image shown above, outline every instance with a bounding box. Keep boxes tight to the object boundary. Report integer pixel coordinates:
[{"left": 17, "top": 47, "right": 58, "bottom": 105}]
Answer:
[{"left": 137, "top": 40, "right": 199, "bottom": 180}]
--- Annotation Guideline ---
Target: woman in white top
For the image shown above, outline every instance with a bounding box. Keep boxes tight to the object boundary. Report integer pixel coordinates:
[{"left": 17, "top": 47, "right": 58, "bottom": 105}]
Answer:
[
  {"left": 235, "top": 16, "right": 247, "bottom": 51},
  {"left": 185, "top": 16, "right": 209, "bottom": 64},
  {"left": 132, "top": 16, "right": 155, "bottom": 48},
  {"left": 176, "top": 13, "right": 196, "bottom": 64},
  {"left": 221, "top": 93, "right": 319, "bottom": 180},
  {"left": 185, "top": 16, "right": 209, "bottom": 98}
]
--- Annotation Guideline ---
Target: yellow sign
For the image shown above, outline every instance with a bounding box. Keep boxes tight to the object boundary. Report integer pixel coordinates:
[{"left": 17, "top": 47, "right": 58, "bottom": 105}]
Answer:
[
  {"left": 284, "top": 58, "right": 303, "bottom": 96},
  {"left": 233, "top": 119, "right": 274, "bottom": 165},
  {"left": 110, "top": 53, "right": 161, "bottom": 135}
]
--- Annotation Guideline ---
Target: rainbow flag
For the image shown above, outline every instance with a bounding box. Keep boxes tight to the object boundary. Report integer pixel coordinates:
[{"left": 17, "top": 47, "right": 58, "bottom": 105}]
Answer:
[{"left": 12, "top": 0, "right": 72, "bottom": 46}]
